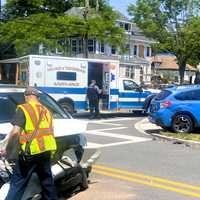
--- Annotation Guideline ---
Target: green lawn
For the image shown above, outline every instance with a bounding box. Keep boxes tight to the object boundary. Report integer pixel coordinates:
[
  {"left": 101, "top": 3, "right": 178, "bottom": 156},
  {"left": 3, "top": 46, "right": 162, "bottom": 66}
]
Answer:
[{"left": 160, "top": 131, "right": 200, "bottom": 142}]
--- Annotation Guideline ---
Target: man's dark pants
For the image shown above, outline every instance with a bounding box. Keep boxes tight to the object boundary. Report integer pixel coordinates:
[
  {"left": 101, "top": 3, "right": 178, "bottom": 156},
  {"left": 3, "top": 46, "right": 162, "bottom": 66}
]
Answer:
[
  {"left": 89, "top": 99, "right": 99, "bottom": 118},
  {"left": 5, "top": 151, "right": 57, "bottom": 200}
]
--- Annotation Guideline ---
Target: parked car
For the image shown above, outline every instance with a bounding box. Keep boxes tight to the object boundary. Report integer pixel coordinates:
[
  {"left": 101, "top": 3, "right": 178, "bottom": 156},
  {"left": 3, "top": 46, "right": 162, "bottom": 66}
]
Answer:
[
  {"left": 148, "top": 85, "right": 200, "bottom": 133},
  {"left": 0, "top": 85, "right": 100, "bottom": 199},
  {"left": 142, "top": 84, "right": 178, "bottom": 112}
]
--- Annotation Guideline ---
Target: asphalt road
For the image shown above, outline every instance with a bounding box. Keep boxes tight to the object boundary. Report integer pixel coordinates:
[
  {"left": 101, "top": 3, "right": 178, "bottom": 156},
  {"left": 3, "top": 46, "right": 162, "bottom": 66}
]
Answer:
[{"left": 72, "top": 112, "right": 200, "bottom": 200}]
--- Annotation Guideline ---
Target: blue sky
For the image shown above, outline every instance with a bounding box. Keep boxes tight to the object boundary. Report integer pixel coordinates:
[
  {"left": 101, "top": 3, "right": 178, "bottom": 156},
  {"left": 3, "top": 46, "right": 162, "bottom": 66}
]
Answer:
[{"left": 109, "top": 0, "right": 136, "bottom": 17}]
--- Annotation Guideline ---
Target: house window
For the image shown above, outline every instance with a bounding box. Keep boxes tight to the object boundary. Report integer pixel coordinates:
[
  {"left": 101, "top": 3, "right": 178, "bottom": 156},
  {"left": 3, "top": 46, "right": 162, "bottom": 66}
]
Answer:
[
  {"left": 111, "top": 46, "right": 116, "bottom": 54},
  {"left": 126, "top": 44, "right": 130, "bottom": 51},
  {"left": 88, "top": 39, "right": 95, "bottom": 52},
  {"left": 57, "top": 72, "right": 76, "bottom": 81},
  {"left": 99, "top": 42, "right": 105, "bottom": 53},
  {"left": 133, "top": 45, "right": 137, "bottom": 56},
  {"left": 124, "top": 23, "right": 130, "bottom": 31},
  {"left": 79, "top": 39, "right": 83, "bottom": 53},
  {"left": 119, "top": 22, "right": 124, "bottom": 28},
  {"left": 71, "top": 39, "right": 77, "bottom": 53},
  {"left": 125, "top": 66, "right": 135, "bottom": 79},
  {"left": 71, "top": 39, "right": 83, "bottom": 54},
  {"left": 146, "top": 47, "right": 151, "bottom": 57}
]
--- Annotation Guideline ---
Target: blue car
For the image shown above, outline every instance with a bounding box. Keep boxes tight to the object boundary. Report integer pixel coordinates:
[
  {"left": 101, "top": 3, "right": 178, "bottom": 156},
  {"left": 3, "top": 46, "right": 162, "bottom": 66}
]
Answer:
[{"left": 148, "top": 85, "right": 200, "bottom": 133}]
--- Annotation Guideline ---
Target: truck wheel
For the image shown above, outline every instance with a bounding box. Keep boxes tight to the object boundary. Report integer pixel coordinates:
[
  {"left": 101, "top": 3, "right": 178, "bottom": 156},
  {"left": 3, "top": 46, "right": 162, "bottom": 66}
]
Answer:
[
  {"left": 60, "top": 102, "right": 74, "bottom": 114},
  {"left": 172, "top": 114, "right": 193, "bottom": 133}
]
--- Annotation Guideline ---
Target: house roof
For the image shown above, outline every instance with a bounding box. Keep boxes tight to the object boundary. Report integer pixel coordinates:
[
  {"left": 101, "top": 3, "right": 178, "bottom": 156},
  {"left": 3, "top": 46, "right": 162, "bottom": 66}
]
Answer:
[
  {"left": 64, "top": 7, "right": 86, "bottom": 18},
  {"left": 150, "top": 55, "right": 196, "bottom": 71}
]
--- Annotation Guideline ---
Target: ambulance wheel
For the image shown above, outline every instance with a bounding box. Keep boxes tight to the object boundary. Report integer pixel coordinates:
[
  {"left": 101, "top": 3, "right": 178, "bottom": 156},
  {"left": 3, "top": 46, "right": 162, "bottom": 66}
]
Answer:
[{"left": 60, "top": 102, "right": 74, "bottom": 114}]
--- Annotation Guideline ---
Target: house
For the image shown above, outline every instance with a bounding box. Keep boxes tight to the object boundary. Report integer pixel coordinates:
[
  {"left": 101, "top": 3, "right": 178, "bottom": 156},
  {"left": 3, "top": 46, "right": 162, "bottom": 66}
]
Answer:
[
  {"left": 149, "top": 54, "right": 196, "bottom": 83},
  {"left": 62, "top": 8, "right": 155, "bottom": 84},
  {"left": 116, "top": 15, "right": 155, "bottom": 84}
]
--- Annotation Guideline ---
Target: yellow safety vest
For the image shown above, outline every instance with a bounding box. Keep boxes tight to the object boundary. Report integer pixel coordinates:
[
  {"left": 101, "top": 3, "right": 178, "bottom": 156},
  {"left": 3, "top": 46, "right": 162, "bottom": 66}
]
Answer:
[{"left": 17, "top": 101, "right": 57, "bottom": 155}]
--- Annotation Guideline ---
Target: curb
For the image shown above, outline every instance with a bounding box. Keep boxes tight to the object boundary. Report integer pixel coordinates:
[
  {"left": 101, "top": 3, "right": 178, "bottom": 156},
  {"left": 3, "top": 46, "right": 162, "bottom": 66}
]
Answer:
[{"left": 135, "top": 118, "right": 200, "bottom": 148}]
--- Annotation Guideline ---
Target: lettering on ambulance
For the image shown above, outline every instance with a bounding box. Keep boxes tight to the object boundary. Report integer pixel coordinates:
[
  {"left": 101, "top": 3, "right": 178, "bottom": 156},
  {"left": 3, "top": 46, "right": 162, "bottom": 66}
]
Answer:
[
  {"left": 47, "top": 65, "right": 84, "bottom": 87},
  {"left": 47, "top": 66, "right": 86, "bottom": 73},
  {"left": 54, "top": 82, "right": 80, "bottom": 86}
]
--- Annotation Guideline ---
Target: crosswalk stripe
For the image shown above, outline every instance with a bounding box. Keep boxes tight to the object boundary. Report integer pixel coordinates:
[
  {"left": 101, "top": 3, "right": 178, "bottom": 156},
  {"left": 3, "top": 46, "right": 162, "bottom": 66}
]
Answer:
[
  {"left": 86, "top": 131, "right": 151, "bottom": 141},
  {"left": 87, "top": 127, "right": 127, "bottom": 132},
  {"left": 87, "top": 142, "right": 103, "bottom": 148}
]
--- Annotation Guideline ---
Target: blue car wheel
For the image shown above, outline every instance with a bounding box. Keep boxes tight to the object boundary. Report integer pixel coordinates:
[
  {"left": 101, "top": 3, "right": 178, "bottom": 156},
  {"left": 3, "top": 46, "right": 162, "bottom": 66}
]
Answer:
[{"left": 172, "top": 114, "right": 193, "bottom": 133}]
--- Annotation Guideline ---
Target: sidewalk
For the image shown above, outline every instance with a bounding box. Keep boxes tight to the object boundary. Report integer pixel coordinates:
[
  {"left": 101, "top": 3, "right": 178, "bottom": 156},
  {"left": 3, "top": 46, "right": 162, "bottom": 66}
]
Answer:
[
  {"left": 69, "top": 174, "right": 136, "bottom": 200},
  {"left": 135, "top": 118, "right": 162, "bottom": 135},
  {"left": 135, "top": 118, "right": 200, "bottom": 148}
]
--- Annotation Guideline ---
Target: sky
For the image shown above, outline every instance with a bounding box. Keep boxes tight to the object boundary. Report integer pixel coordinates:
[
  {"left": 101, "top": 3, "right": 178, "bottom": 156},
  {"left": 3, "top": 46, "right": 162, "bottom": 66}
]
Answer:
[{"left": 109, "top": 0, "right": 136, "bottom": 17}]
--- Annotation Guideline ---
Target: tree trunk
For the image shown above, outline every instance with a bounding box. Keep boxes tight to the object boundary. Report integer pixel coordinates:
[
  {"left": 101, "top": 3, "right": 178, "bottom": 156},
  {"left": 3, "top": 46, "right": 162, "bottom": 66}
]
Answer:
[
  {"left": 178, "top": 61, "right": 186, "bottom": 84},
  {"left": 83, "top": 34, "right": 88, "bottom": 58}
]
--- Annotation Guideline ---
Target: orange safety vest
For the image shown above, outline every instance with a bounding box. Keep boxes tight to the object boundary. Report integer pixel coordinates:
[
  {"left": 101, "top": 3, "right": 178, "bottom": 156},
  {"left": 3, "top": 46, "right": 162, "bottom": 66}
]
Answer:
[{"left": 17, "top": 100, "right": 57, "bottom": 155}]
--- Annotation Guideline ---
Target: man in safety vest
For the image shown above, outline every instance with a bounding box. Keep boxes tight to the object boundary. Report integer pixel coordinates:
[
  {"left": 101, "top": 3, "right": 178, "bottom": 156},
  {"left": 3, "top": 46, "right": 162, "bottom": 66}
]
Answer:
[{"left": 5, "top": 87, "right": 58, "bottom": 200}]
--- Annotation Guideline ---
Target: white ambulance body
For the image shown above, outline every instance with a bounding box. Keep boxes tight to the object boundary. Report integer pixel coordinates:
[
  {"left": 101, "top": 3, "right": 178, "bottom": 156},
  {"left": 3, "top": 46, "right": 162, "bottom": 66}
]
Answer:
[{"left": 1, "top": 55, "right": 152, "bottom": 113}]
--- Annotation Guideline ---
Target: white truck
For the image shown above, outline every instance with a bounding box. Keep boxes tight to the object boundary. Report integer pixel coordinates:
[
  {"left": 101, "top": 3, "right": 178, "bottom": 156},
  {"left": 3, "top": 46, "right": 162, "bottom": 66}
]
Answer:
[{"left": 0, "top": 55, "right": 154, "bottom": 113}]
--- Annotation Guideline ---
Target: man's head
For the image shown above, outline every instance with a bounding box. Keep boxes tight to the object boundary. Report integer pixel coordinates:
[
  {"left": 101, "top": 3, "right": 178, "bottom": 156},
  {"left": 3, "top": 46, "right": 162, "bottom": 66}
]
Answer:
[
  {"left": 91, "top": 80, "right": 96, "bottom": 84},
  {"left": 24, "top": 87, "right": 39, "bottom": 102}
]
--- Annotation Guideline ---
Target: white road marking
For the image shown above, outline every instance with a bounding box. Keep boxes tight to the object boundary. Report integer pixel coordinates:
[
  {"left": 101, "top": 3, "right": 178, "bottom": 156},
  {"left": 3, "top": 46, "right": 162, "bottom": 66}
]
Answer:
[
  {"left": 82, "top": 117, "right": 137, "bottom": 124},
  {"left": 91, "top": 122, "right": 122, "bottom": 126},
  {"left": 87, "top": 138, "right": 151, "bottom": 148},
  {"left": 81, "top": 120, "right": 122, "bottom": 126},
  {"left": 87, "top": 127, "right": 127, "bottom": 132},
  {"left": 87, "top": 131, "right": 150, "bottom": 141},
  {"left": 85, "top": 117, "right": 152, "bottom": 148},
  {"left": 98, "top": 140, "right": 148, "bottom": 148},
  {"left": 87, "top": 142, "right": 103, "bottom": 148}
]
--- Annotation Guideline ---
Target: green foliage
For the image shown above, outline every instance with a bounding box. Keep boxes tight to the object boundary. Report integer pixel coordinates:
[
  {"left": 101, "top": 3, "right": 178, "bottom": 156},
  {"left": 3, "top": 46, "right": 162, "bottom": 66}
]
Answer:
[
  {"left": 0, "top": 1, "right": 125, "bottom": 58},
  {"left": 0, "top": 13, "right": 85, "bottom": 55},
  {"left": 161, "top": 131, "right": 200, "bottom": 142},
  {"left": 128, "top": 0, "right": 200, "bottom": 83},
  {"left": 184, "top": 17, "right": 200, "bottom": 67},
  {"left": 4, "top": 0, "right": 72, "bottom": 19}
]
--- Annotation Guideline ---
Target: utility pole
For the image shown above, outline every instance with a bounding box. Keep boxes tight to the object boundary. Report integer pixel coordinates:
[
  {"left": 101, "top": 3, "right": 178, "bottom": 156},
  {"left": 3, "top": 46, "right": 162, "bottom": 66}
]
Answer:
[
  {"left": 83, "top": 0, "right": 99, "bottom": 58},
  {"left": 83, "top": 0, "right": 90, "bottom": 58},
  {"left": 0, "top": 0, "right": 2, "bottom": 21},
  {"left": 85, "top": 0, "right": 89, "bottom": 9},
  {"left": 96, "top": 0, "right": 99, "bottom": 12},
  {"left": 188, "top": 0, "right": 193, "bottom": 18}
]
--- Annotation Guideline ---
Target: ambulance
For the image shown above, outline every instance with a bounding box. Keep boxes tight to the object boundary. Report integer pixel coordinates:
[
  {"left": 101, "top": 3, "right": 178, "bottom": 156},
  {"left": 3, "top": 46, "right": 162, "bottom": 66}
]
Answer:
[{"left": 0, "top": 55, "right": 153, "bottom": 113}]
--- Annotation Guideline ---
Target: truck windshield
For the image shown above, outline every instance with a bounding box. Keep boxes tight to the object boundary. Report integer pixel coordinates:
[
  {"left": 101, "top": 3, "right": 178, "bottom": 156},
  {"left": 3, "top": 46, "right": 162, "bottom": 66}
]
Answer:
[
  {"left": 39, "top": 92, "right": 71, "bottom": 119},
  {"left": 0, "top": 91, "right": 71, "bottom": 123}
]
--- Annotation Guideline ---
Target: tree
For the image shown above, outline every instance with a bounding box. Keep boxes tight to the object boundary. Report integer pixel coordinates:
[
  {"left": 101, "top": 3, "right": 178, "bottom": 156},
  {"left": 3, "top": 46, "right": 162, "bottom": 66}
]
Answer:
[
  {"left": 128, "top": 0, "right": 200, "bottom": 84},
  {"left": 185, "top": 17, "right": 200, "bottom": 67},
  {"left": 4, "top": 0, "right": 72, "bottom": 19},
  {"left": 0, "top": 0, "right": 125, "bottom": 58}
]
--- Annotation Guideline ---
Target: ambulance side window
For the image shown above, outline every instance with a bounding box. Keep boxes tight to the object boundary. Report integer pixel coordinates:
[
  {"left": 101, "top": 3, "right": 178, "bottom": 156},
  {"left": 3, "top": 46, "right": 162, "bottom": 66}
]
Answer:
[{"left": 57, "top": 72, "right": 76, "bottom": 81}]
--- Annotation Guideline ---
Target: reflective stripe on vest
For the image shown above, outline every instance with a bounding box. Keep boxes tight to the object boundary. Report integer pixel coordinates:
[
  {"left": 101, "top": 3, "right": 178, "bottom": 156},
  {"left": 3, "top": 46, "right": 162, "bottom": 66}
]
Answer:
[{"left": 18, "top": 101, "right": 57, "bottom": 155}]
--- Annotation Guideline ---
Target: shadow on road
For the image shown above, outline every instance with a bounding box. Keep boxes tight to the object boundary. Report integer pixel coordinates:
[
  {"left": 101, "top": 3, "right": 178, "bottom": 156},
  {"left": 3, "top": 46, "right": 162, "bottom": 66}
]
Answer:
[{"left": 72, "top": 111, "right": 147, "bottom": 120}]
